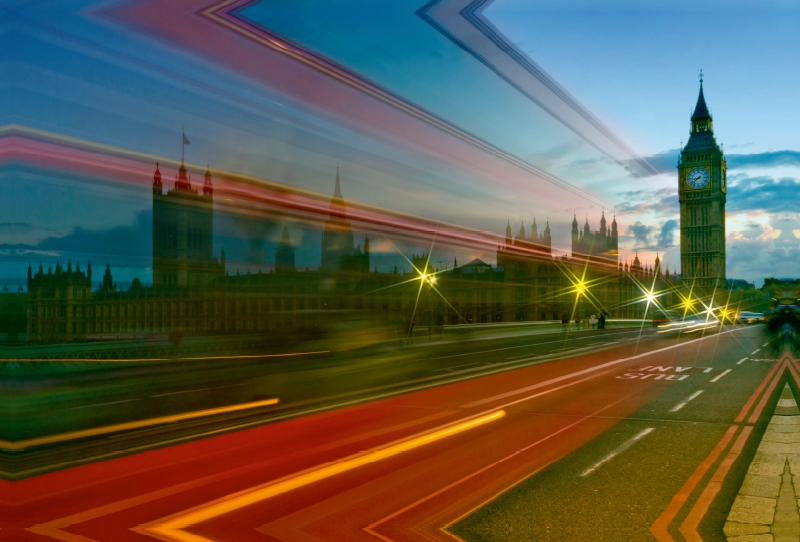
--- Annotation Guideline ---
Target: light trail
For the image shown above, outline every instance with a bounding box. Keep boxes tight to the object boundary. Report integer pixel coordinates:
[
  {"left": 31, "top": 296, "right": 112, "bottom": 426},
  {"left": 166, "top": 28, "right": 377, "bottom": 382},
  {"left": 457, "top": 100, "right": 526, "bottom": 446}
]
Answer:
[
  {"left": 143, "top": 410, "right": 505, "bottom": 542},
  {"left": 0, "top": 398, "right": 279, "bottom": 451}
]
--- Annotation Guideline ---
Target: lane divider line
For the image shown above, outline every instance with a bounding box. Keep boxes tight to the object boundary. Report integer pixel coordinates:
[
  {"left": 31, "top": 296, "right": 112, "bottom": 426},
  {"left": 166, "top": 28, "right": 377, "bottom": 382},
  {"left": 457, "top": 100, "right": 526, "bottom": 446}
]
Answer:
[
  {"left": 710, "top": 369, "right": 732, "bottom": 383},
  {"left": 462, "top": 327, "right": 743, "bottom": 409},
  {"left": 579, "top": 428, "right": 654, "bottom": 477},
  {"left": 679, "top": 426, "right": 753, "bottom": 542},
  {"left": 748, "top": 359, "right": 790, "bottom": 424},
  {"left": 735, "top": 355, "right": 786, "bottom": 423},
  {"left": 751, "top": 349, "right": 761, "bottom": 355},
  {"left": 670, "top": 391, "right": 704, "bottom": 412},
  {"left": 142, "top": 410, "right": 505, "bottom": 542},
  {"left": 736, "top": 358, "right": 747, "bottom": 365},
  {"left": 0, "top": 398, "right": 280, "bottom": 451},
  {"left": 650, "top": 425, "right": 739, "bottom": 542},
  {"left": 367, "top": 394, "right": 635, "bottom": 541}
]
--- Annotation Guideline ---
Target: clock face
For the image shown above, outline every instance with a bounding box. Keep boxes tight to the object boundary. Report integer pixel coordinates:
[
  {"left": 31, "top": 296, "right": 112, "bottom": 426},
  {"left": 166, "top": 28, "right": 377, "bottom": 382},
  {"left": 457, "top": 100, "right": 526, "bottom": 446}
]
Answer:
[{"left": 687, "top": 167, "right": 710, "bottom": 189}]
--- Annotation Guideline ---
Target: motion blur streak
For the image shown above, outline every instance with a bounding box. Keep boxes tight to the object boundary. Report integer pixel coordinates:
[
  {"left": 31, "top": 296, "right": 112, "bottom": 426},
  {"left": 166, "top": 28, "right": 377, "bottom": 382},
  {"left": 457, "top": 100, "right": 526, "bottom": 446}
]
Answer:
[
  {"left": 143, "top": 410, "right": 505, "bottom": 542},
  {"left": 0, "top": 398, "right": 279, "bottom": 451},
  {"left": 3, "top": 351, "right": 328, "bottom": 363}
]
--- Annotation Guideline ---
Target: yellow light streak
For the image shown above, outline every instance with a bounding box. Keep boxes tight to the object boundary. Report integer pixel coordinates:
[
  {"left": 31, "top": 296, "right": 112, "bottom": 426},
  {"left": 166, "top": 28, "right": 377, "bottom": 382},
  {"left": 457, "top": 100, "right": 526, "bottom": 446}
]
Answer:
[
  {"left": 0, "top": 398, "right": 279, "bottom": 451},
  {"left": 145, "top": 410, "right": 505, "bottom": 542}
]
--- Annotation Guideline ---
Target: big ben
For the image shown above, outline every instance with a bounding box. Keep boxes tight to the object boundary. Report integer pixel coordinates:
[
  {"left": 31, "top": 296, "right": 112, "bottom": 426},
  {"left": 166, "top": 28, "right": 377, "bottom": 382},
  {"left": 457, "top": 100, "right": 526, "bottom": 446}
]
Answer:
[{"left": 678, "top": 75, "right": 726, "bottom": 294}]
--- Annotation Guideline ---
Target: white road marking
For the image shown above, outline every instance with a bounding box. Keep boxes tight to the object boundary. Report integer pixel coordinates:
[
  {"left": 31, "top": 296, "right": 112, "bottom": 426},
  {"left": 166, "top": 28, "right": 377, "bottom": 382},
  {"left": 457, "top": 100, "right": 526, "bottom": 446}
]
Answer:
[
  {"left": 736, "top": 357, "right": 748, "bottom": 365},
  {"left": 580, "top": 428, "right": 654, "bottom": 477},
  {"left": 67, "top": 398, "right": 140, "bottom": 410},
  {"left": 426, "top": 329, "right": 643, "bottom": 361},
  {"left": 150, "top": 384, "right": 239, "bottom": 398},
  {"left": 432, "top": 362, "right": 483, "bottom": 373},
  {"left": 461, "top": 328, "right": 742, "bottom": 409},
  {"left": 751, "top": 348, "right": 761, "bottom": 355},
  {"left": 710, "top": 369, "right": 733, "bottom": 383},
  {"left": 670, "top": 390, "right": 704, "bottom": 412},
  {"left": 763, "top": 342, "right": 769, "bottom": 347}
]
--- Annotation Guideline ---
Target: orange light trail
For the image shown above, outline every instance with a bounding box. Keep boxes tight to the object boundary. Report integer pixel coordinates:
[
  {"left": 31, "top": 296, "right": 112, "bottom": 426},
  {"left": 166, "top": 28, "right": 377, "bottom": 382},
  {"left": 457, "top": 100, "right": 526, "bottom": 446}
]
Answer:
[
  {"left": 0, "top": 398, "right": 280, "bottom": 451},
  {"left": 143, "top": 410, "right": 505, "bottom": 542}
]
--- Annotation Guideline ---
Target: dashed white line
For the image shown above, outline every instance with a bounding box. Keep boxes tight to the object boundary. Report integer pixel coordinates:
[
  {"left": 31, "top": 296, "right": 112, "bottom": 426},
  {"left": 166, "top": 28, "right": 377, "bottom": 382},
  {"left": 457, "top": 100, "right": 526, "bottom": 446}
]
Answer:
[
  {"left": 580, "top": 428, "right": 655, "bottom": 477},
  {"left": 670, "top": 390, "right": 704, "bottom": 412},
  {"left": 710, "top": 369, "right": 733, "bottom": 383},
  {"left": 736, "top": 357, "right": 748, "bottom": 365},
  {"left": 751, "top": 348, "right": 761, "bottom": 355}
]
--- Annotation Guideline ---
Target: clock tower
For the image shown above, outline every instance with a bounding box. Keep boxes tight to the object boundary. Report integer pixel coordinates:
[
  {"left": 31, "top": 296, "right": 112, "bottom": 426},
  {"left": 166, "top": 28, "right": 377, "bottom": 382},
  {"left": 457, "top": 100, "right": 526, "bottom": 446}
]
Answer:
[{"left": 678, "top": 75, "right": 727, "bottom": 295}]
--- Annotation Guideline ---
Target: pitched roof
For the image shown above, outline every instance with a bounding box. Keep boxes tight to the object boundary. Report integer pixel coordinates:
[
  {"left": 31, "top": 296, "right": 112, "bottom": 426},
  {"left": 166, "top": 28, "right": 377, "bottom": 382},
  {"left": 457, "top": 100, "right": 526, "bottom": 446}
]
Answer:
[
  {"left": 691, "top": 84, "right": 711, "bottom": 120},
  {"left": 462, "top": 258, "right": 491, "bottom": 268}
]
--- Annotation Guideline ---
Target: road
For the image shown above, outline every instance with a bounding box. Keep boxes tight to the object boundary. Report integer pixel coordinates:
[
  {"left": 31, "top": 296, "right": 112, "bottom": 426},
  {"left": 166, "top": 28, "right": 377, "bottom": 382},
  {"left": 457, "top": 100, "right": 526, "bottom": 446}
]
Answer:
[
  {"left": 1, "top": 324, "right": 665, "bottom": 477},
  {"left": 0, "top": 324, "right": 784, "bottom": 541}
]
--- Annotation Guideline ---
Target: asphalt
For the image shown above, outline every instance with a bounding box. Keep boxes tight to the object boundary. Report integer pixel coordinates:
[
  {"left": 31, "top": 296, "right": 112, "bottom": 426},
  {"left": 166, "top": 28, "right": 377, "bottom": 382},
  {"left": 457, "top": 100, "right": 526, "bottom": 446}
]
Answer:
[
  {"left": 1, "top": 323, "right": 670, "bottom": 477},
  {"left": 0, "top": 323, "right": 770, "bottom": 541},
  {"left": 451, "top": 325, "right": 775, "bottom": 541}
]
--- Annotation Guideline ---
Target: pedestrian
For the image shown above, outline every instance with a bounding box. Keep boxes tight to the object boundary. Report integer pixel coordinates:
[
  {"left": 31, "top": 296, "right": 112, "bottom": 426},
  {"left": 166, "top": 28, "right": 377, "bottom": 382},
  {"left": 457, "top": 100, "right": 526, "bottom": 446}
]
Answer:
[
  {"left": 561, "top": 313, "right": 568, "bottom": 331},
  {"left": 599, "top": 312, "right": 606, "bottom": 329},
  {"left": 573, "top": 313, "right": 581, "bottom": 330},
  {"left": 589, "top": 314, "right": 597, "bottom": 329}
]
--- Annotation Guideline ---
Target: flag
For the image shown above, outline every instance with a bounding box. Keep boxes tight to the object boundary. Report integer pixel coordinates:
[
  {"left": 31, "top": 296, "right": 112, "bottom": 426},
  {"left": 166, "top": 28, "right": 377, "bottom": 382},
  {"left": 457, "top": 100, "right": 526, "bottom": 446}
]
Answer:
[{"left": 183, "top": 133, "right": 191, "bottom": 145}]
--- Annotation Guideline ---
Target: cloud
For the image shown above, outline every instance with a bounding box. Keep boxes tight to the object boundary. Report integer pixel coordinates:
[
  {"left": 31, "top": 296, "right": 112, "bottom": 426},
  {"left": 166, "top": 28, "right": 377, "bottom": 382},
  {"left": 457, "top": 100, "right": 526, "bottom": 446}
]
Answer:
[
  {"left": 756, "top": 224, "right": 782, "bottom": 241},
  {"left": 631, "top": 149, "right": 680, "bottom": 175},
  {"left": 727, "top": 151, "right": 800, "bottom": 169},
  {"left": 727, "top": 176, "right": 800, "bottom": 213},
  {"left": 626, "top": 221, "right": 654, "bottom": 247},
  {"left": 656, "top": 219, "right": 678, "bottom": 248},
  {"left": 0, "top": 222, "right": 34, "bottom": 231},
  {"left": 615, "top": 187, "right": 678, "bottom": 216},
  {"left": 37, "top": 210, "right": 151, "bottom": 261}
]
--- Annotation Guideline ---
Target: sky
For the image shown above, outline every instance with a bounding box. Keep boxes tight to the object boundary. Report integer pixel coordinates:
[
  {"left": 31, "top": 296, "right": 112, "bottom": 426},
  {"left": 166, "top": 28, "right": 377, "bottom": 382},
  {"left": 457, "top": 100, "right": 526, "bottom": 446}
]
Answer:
[
  {"left": 3, "top": 0, "right": 800, "bottom": 289},
  {"left": 486, "top": 0, "right": 800, "bottom": 285}
]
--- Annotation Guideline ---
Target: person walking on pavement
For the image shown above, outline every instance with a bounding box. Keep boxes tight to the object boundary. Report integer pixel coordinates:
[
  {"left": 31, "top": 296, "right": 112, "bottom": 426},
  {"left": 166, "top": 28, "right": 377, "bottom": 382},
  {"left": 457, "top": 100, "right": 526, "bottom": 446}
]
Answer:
[
  {"left": 599, "top": 312, "right": 606, "bottom": 329},
  {"left": 561, "top": 313, "right": 568, "bottom": 331},
  {"left": 589, "top": 314, "right": 597, "bottom": 329},
  {"left": 573, "top": 313, "right": 581, "bottom": 330}
]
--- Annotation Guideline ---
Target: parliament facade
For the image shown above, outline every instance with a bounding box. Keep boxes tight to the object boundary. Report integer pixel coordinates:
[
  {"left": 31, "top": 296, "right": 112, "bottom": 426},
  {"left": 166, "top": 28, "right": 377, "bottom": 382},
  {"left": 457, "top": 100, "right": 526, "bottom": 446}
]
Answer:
[{"left": 23, "top": 162, "right": 675, "bottom": 345}]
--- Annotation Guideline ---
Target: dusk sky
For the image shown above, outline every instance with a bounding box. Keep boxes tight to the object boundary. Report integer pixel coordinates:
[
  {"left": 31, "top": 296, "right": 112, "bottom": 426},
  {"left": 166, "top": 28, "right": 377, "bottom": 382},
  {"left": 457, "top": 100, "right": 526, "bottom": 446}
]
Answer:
[{"left": 4, "top": 0, "right": 799, "bottom": 289}]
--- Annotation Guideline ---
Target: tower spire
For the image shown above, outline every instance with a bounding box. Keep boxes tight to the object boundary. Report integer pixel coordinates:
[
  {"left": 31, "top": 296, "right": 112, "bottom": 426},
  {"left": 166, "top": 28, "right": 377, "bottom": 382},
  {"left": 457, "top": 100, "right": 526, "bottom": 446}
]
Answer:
[
  {"left": 692, "top": 75, "right": 711, "bottom": 120},
  {"left": 334, "top": 166, "right": 342, "bottom": 199}
]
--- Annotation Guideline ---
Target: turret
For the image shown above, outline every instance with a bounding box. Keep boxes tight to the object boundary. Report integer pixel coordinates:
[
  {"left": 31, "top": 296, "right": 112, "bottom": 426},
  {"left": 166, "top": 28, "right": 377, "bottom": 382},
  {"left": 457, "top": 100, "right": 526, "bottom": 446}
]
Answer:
[
  {"left": 505, "top": 219, "right": 512, "bottom": 246},
  {"left": 102, "top": 264, "right": 114, "bottom": 292},
  {"left": 600, "top": 211, "right": 607, "bottom": 237},
  {"left": 543, "top": 220, "right": 551, "bottom": 248},
  {"left": 203, "top": 165, "right": 213, "bottom": 197},
  {"left": 571, "top": 214, "right": 579, "bottom": 244},
  {"left": 153, "top": 162, "right": 163, "bottom": 195},
  {"left": 611, "top": 215, "right": 618, "bottom": 250},
  {"left": 531, "top": 216, "right": 538, "bottom": 241}
]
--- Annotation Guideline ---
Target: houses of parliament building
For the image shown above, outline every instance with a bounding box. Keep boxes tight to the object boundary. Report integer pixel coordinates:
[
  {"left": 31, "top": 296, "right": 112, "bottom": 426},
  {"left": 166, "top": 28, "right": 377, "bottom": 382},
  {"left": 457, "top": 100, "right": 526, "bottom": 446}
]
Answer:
[{"left": 18, "top": 156, "right": 679, "bottom": 345}]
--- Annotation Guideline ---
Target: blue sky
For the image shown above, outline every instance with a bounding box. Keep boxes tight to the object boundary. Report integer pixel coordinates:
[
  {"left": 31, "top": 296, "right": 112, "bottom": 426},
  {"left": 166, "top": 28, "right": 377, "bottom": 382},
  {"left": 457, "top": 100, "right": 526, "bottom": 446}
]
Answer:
[
  {"left": 3, "top": 0, "right": 799, "bottom": 288},
  {"left": 486, "top": 0, "right": 800, "bottom": 284}
]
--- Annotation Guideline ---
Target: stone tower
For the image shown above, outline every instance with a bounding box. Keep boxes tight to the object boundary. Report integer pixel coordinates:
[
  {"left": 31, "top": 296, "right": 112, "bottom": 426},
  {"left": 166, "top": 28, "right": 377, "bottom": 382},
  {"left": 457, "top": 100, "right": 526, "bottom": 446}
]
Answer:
[
  {"left": 678, "top": 76, "right": 727, "bottom": 294},
  {"left": 152, "top": 161, "right": 222, "bottom": 288}
]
